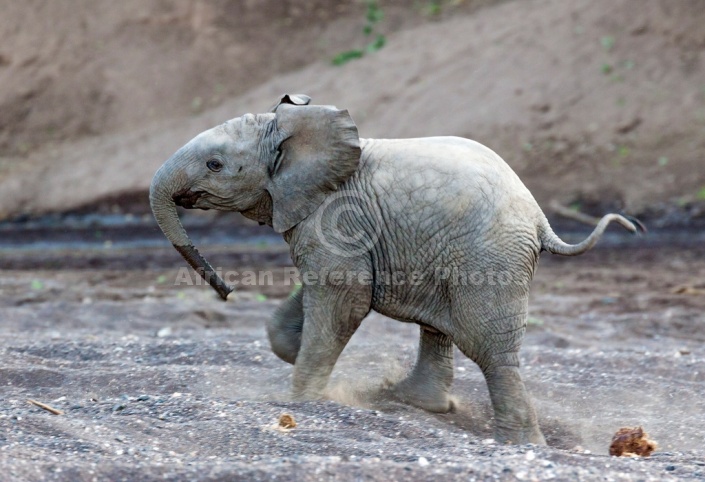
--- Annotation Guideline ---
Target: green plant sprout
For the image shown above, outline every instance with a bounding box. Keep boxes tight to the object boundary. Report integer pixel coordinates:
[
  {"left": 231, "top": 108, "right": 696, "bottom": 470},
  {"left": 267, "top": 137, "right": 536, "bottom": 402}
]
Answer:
[
  {"left": 333, "top": 1, "right": 386, "bottom": 66},
  {"left": 697, "top": 186, "right": 705, "bottom": 201},
  {"left": 424, "top": 0, "right": 443, "bottom": 16},
  {"left": 600, "top": 35, "right": 615, "bottom": 52}
]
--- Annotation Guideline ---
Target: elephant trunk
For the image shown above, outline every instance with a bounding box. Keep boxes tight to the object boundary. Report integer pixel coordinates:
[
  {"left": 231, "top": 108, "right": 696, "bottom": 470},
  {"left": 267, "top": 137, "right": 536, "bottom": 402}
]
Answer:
[{"left": 149, "top": 163, "right": 233, "bottom": 300}]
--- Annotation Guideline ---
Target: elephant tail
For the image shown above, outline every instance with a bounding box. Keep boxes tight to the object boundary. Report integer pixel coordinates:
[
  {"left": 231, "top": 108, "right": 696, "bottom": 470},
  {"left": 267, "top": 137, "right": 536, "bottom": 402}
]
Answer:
[{"left": 538, "top": 213, "right": 646, "bottom": 256}]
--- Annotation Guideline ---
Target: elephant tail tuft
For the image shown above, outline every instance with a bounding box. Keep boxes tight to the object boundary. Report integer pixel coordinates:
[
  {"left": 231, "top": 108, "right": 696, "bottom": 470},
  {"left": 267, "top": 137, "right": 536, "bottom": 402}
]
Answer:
[{"left": 539, "top": 213, "right": 646, "bottom": 256}]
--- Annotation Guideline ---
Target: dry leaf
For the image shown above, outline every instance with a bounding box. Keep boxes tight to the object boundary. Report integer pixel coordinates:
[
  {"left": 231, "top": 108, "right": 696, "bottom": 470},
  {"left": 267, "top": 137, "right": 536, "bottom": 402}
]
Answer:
[
  {"left": 609, "top": 426, "right": 657, "bottom": 457},
  {"left": 671, "top": 285, "right": 705, "bottom": 296},
  {"left": 278, "top": 413, "right": 296, "bottom": 429}
]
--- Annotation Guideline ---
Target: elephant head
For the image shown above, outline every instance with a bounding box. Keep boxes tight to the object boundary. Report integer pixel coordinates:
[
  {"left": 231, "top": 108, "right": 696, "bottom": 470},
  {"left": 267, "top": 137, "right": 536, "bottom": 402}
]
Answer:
[{"left": 149, "top": 94, "right": 361, "bottom": 300}]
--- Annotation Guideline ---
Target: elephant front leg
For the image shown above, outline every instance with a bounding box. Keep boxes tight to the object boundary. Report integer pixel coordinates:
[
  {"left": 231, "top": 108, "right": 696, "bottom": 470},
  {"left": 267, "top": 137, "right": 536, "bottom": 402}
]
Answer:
[
  {"left": 291, "top": 284, "right": 372, "bottom": 401},
  {"left": 267, "top": 287, "right": 304, "bottom": 364},
  {"left": 390, "top": 326, "right": 455, "bottom": 413}
]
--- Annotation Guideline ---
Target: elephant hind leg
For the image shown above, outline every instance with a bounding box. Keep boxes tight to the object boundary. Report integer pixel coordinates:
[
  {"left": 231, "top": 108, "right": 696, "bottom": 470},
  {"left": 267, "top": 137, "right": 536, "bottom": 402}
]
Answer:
[
  {"left": 266, "top": 287, "right": 303, "bottom": 364},
  {"left": 390, "top": 326, "right": 455, "bottom": 413},
  {"left": 453, "top": 300, "right": 545, "bottom": 445},
  {"left": 482, "top": 360, "right": 545, "bottom": 445}
]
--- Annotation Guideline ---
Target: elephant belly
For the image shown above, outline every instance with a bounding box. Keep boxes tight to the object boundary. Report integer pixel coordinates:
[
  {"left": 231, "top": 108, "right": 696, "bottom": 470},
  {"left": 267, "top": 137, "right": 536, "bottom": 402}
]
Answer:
[
  {"left": 367, "top": 224, "right": 539, "bottom": 332},
  {"left": 370, "top": 275, "right": 451, "bottom": 327},
  {"left": 367, "top": 232, "right": 470, "bottom": 328}
]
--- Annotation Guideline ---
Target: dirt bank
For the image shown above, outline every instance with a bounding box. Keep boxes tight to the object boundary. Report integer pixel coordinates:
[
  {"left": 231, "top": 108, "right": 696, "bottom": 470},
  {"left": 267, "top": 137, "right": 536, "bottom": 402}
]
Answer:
[{"left": 1, "top": 0, "right": 704, "bottom": 224}]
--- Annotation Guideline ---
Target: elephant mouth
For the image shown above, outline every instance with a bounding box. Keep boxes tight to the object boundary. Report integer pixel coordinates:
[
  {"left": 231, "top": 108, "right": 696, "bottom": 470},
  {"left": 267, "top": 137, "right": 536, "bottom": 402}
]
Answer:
[{"left": 172, "top": 189, "right": 207, "bottom": 209}]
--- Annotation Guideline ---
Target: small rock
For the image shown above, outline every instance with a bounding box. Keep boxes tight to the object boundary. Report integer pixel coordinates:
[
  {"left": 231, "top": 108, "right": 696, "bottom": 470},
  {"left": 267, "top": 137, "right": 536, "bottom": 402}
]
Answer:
[
  {"left": 156, "top": 327, "right": 172, "bottom": 338},
  {"left": 137, "top": 395, "right": 150, "bottom": 402},
  {"left": 417, "top": 456, "right": 429, "bottom": 467},
  {"left": 525, "top": 449, "right": 536, "bottom": 461},
  {"left": 112, "top": 403, "right": 126, "bottom": 412}
]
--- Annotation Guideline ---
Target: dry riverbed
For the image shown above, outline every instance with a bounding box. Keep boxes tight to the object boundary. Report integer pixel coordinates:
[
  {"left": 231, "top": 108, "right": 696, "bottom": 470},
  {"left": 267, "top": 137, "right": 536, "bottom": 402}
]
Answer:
[{"left": 1, "top": 241, "right": 704, "bottom": 480}]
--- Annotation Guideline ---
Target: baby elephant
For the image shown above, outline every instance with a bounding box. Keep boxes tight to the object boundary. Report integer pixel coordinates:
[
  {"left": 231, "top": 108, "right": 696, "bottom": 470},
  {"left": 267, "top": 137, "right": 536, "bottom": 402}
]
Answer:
[{"left": 150, "top": 94, "right": 643, "bottom": 445}]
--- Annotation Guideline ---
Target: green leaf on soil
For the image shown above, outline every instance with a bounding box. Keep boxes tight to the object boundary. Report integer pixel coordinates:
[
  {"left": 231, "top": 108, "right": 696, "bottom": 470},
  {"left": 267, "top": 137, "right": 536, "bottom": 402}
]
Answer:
[
  {"left": 600, "top": 35, "right": 615, "bottom": 51},
  {"left": 255, "top": 293, "right": 268, "bottom": 302},
  {"left": 366, "top": 34, "right": 386, "bottom": 53},
  {"left": 332, "top": 49, "right": 365, "bottom": 66},
  {"left": 31, "top": 280, "right": 44, "bottom": 290},
  {"left": 366, "top": 1, "right": 384, "bottom": 24},
  {"left": 424, "top": 0, "right": 443, "bottom": 16}
]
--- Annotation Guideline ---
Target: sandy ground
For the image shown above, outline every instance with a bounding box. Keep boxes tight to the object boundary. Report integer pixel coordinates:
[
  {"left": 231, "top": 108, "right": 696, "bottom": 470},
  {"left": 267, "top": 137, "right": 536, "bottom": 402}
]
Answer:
[{"left": 2, "top": 237, "right": 705, "bottom": 480}]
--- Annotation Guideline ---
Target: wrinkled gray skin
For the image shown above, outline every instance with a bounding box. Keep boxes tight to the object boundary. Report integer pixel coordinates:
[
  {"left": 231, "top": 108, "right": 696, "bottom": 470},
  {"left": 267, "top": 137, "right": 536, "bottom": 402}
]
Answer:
[{"left": 150, "top": 95, "right": 644, "bottom": 445}]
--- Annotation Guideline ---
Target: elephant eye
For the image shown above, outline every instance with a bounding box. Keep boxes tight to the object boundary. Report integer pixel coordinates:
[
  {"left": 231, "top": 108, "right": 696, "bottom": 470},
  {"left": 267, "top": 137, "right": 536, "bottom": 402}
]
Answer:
[{"left": 206, "top": 159, "right": 223, "bottom": 172}]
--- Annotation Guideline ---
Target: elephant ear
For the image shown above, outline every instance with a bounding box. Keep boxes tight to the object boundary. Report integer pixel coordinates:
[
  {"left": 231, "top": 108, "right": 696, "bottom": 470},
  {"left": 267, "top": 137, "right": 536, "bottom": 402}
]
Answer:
[
  {"left": 267, "top": 102, "right": 361, "bottom": 233},
  {"left": 268, "top": 93, "right": 311, "bottom": 112}
]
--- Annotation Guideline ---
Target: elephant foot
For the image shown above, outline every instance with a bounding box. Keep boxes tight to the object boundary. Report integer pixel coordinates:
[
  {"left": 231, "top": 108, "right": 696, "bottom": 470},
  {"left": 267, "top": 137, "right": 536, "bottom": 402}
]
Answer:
[
  {"left": 385, "top": 326, "right": 456, "bottom": 413},
  {"left": 387, "top": 377, "right": 455, "bottom": 413},
  {"left": 291, "top": 389, "right": 327, "bottom": 402},
  {"left": 482, "top": 364, "right": 546, "bottom": 445},
  {"left": 494, "top": 425, "right": 546, "bottom": 446}
]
